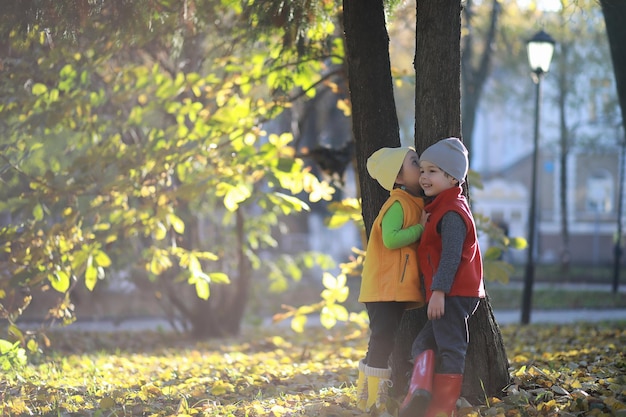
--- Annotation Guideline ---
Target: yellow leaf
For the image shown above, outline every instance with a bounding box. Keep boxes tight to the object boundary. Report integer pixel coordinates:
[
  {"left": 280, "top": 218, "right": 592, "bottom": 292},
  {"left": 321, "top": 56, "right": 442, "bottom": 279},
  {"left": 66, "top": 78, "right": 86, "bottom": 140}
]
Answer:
[
  {"left": 194, "top": 279, "right": 210, "bottom": 300},
  {"left": 209, "top": 272, "right": 230, "bottom": 284},
  {"left": 167, "top": 213, "right": 185, "bottom": 234},
  {"left": 244, "top": 132, "right": 256, "bottom": 145},
  {"left": 224, "top": 183, "right": 252, "bottom": 212},
  {"left": 140, "top": 383, "right": 162, "bottom": 398},
  {"left": 94, "top": 250, "right": 112, "bottom": 267},
  {"left": 85, "top": 261, "right": 98, "bottom": 291},
  {"left": 50, "top": 270, "right": 70, "bottom": 293},
  {"left": 268, "top": 132, "right": 293, "bottom": 147},
  {"left": 291, "top": 315, "right": 307, "bottom": 333},
  {"left": 336, "top": 98, "right": 351, "bottom": 117},
  {"left": 570, "top": 379, "right": 582, "bottom": 389},
  {"left": 154, "top": 222, "right": 167, "bottom": 240},
  {"left": 188, "top": 254, "right": 201, "bottom": 274},
  {"left": 31, "top": 83, "right": 48, "bottom": 95},
  {"left": 322, "top": 272, "right": 337, "bottom": 289},
  {"left": 210, "top": 381, "right": 234, "bottom": 396},
  {"left": 269, "top": 405, "right": 289, "bottom": 416}
]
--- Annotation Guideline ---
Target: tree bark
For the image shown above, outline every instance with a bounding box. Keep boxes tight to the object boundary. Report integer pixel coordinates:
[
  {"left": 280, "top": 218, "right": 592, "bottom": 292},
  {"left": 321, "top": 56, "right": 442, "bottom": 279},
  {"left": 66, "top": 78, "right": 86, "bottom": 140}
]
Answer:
[
  {"left": 342, "top": 0, "right": 402, "bottom": 238},
  {"left": 414, "top": 0, "right": 463, "bottom": 150},
  {"left": 600, "top": 1, "right": 626, "bottom": 129},
  {"left": 600, "top": 0, "right": 626, "bottom": 294},
  {"left": 391, "top": 0, "right": 510, "bottom": 404}
]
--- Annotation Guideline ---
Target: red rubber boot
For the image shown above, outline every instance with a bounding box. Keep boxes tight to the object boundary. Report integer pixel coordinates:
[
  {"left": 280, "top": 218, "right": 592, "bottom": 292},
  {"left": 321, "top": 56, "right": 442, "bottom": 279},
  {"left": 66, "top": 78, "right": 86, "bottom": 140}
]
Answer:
[
  {"left": 424, "top": 374, "right": 463, "bottom": 417},
  {"left": 399, "top": 349, "right": 435, "bottom": 417}
]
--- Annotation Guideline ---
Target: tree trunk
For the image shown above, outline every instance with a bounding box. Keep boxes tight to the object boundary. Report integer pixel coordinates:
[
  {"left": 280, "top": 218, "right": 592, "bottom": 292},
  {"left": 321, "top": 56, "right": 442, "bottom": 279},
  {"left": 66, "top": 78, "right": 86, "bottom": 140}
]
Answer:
[
  {"left": 414, "top": 0, "right": 462, "bottom": 150},
  {"left": 342, "top": 0, "right": 402, "bottom": 238},
  {"left": 600, "top": 0, "right": 626, "bottom": 126},
  {"left": 600, "top": 0, "right": 626, "bottom": 294},
  {"left": 391, "top": 0, "right": 510, "bottom": 404},
  {"left": 557, "top": 43, "right": 571, "bottom": 272}
]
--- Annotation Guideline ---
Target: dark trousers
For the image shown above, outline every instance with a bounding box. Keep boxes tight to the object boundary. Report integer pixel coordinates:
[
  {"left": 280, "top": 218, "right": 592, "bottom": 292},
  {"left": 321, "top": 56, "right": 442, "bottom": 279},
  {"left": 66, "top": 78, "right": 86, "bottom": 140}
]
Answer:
[
  {"left": 410, "top": 296, "right": 480, "bottom": 374},
  {"left": 364, "top": 301, "right": 405, "bottom": 369}
]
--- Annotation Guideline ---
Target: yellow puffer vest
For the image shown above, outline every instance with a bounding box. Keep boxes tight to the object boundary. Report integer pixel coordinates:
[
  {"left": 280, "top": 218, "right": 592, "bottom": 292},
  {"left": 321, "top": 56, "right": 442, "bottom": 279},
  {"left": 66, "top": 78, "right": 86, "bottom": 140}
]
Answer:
[{"left": 358, "top": 189, "right": 425, "bottom": 307}]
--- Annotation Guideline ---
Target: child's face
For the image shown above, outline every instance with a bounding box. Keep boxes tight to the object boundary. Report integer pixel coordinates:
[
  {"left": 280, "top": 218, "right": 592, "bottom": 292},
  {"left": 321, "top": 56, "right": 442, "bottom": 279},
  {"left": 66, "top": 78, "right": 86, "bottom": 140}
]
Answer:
[
  {"left": 396, "top": 150, "right": 422, "bottom": 195},
  {"left": 419, "top": 160, "right": 458, "bottom": 197}
]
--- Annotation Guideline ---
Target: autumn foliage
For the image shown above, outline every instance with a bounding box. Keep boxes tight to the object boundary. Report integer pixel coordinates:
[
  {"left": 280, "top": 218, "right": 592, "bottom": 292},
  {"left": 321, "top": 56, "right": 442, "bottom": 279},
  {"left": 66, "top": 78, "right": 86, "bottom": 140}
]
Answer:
[{"left": 1, "top": 322, "right": 624, "bottom": 416}]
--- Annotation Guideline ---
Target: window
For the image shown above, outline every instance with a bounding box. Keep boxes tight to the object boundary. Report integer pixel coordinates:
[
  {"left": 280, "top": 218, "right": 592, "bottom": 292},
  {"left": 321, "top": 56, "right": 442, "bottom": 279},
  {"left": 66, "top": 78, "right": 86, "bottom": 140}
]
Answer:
[{"left": 586, "top": 169, "right": 613, "bottom": 213}]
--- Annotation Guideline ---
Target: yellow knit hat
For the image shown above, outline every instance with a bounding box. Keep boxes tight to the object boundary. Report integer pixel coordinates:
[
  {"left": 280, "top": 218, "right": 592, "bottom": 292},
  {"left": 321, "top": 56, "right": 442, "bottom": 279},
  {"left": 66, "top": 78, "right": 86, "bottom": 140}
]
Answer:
[{"left": 366, "top": 147, "right": 415, "bottom": 192}]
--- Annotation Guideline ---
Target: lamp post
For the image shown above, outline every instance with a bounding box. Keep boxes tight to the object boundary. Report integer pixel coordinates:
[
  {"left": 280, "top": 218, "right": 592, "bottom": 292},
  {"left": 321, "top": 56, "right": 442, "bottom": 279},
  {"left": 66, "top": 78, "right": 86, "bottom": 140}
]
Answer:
[{"left": 521, "top": 30, "right": 555, "bottom": 325}]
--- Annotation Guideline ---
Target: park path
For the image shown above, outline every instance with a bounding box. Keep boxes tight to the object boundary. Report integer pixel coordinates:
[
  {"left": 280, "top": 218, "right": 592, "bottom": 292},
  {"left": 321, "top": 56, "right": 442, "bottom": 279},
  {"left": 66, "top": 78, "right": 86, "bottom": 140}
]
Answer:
[{"left": 28, "top": 306, "right": 626, "bottom": 333}]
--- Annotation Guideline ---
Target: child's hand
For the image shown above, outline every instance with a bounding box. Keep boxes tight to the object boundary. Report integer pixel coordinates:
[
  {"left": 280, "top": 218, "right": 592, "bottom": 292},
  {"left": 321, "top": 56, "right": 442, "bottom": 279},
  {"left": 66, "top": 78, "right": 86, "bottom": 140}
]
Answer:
[
  {"left": 420, "top": 210, "right": 430, "bottom": 226},
  {"left": 427, "top": 290, "right": 445, "bottom": 320}
]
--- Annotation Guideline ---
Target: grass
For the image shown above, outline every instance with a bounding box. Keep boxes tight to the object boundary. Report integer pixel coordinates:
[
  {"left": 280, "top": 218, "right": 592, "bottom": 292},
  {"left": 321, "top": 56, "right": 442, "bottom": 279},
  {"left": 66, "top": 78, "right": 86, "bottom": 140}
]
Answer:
[
  {"left": 510, "top": 263, "right": 626, "bottom": 283},
  {"left": 486, "top": 285, "right": 626, "bottom": 310},
  {"left": 487, "top": 264, "right": 626, "bottom": 309}
]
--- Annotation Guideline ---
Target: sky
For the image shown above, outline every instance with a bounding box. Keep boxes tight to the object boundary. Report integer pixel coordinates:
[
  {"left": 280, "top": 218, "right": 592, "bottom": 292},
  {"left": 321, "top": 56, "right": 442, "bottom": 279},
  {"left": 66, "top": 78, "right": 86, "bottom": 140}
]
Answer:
[{"left": 516, "top": 0, "right": 563, "bottom": 12}]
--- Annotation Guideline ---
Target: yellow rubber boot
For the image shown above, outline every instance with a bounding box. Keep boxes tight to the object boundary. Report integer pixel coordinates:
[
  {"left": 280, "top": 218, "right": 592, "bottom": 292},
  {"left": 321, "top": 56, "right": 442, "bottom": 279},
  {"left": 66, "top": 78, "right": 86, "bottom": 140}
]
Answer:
[
  {"left": 355, "top": 360, "right": 368, "bottom": 410},
  {"left": 365, "top": 364, "right": 392, "bottom": 413}
]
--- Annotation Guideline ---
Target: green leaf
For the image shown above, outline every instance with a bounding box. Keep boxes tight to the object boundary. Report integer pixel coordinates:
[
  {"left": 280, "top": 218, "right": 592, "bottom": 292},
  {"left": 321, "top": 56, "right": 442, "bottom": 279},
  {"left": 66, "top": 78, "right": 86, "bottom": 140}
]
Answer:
[
  {"left": 50, "top": 270, "right": 70, "bottom": 293},
  {"left": 167, "top": 213, "right": 185, "bottom": 234},
  {"left": 85, "top": 256, "right": 98, "bottom": 291},
  {"left": 31, "top": 83, "right": 48, "bottom": 95},
  {"left": 32, "top": 204, "right": 44, "bottom": 221},
  {"left": 509, "top": 237, "right": 527, "bottom": 250},
  {"left": 484, "top": 246, "right": 503, "bottom": 261},
  {"left": 483, "top": 260, "right": 513, "bottom": 284}
]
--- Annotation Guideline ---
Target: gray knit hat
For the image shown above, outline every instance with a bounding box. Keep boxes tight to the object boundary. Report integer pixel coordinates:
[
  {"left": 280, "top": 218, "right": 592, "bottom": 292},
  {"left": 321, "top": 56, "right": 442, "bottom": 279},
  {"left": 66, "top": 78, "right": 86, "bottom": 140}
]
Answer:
[{"left": 420, "top": 138, "right": 468, "bottom": 184}]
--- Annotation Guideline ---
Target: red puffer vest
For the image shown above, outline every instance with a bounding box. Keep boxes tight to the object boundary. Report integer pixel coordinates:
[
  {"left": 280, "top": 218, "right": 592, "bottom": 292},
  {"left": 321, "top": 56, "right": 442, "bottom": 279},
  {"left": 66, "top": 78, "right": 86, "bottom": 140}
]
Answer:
[{"left": 418, "top": 186, "right": 485, "bottom": 302}]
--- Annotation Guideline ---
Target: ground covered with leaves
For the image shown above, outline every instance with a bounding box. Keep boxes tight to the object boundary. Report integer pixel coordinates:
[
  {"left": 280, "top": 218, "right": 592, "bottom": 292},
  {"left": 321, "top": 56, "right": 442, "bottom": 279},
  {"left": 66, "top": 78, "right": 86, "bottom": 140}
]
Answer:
[{"left": 1, "top": 321, "right": 625, "bottom": 417}]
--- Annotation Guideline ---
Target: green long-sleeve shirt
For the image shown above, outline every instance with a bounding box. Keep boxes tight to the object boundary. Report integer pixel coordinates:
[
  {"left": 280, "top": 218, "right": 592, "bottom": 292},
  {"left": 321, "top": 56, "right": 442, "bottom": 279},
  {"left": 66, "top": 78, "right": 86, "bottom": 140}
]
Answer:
[{"left": 381, "top": 201, "right": 424, "bottom": 249}]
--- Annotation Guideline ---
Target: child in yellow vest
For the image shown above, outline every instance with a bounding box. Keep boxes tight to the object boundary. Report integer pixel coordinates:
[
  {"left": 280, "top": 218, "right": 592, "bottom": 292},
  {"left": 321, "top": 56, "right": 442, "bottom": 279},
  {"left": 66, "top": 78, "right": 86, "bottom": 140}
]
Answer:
[{"left": 356, "top": 146, "right": 429, "bottom": 414}]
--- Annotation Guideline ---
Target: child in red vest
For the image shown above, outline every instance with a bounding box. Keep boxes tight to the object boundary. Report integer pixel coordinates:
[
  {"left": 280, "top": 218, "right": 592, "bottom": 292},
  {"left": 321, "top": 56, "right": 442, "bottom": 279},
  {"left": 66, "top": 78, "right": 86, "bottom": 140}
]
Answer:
[
  {"left": 356, "top": 146, "right": 429, "bottom": 414},
  {"left": 399, "top": 138, "right": 485, "bottom": 417}
]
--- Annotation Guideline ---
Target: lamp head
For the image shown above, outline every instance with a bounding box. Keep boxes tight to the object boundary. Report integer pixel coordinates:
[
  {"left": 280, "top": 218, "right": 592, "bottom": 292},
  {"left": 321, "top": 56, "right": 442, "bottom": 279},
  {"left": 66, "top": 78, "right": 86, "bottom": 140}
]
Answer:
[{"left": 527, "top": 30, "right": 556, "bottom": 77}]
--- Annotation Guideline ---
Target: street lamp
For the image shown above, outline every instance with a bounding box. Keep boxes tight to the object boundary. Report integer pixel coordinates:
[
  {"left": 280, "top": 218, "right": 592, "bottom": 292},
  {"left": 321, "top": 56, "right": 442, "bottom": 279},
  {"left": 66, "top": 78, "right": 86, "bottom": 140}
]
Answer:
[{"left": 521, "top": 30, "right": 555, "bottom": 325}]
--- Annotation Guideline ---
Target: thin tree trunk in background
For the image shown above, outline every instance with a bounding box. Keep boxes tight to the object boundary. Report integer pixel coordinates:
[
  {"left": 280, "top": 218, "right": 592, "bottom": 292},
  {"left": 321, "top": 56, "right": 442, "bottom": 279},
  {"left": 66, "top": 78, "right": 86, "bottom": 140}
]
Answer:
[
  {"left": 343, "top": 0, "right": 402, "bottom": 238},
  {"left": 392, "top": 0, "right": 510, "bottom": 404},
  {"left": 557, "top": 44, "right": 571, "bottom": 272},
  {"left": 461, "top": 0, "right": 501, "bottom": 156}
]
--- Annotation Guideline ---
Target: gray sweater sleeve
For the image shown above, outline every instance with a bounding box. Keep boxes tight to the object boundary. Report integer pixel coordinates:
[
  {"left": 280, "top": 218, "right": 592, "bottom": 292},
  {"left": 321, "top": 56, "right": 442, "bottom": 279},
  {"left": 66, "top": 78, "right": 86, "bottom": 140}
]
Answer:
[{"left": 431, "top": 211, "right": 466, "bottom": 294}]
